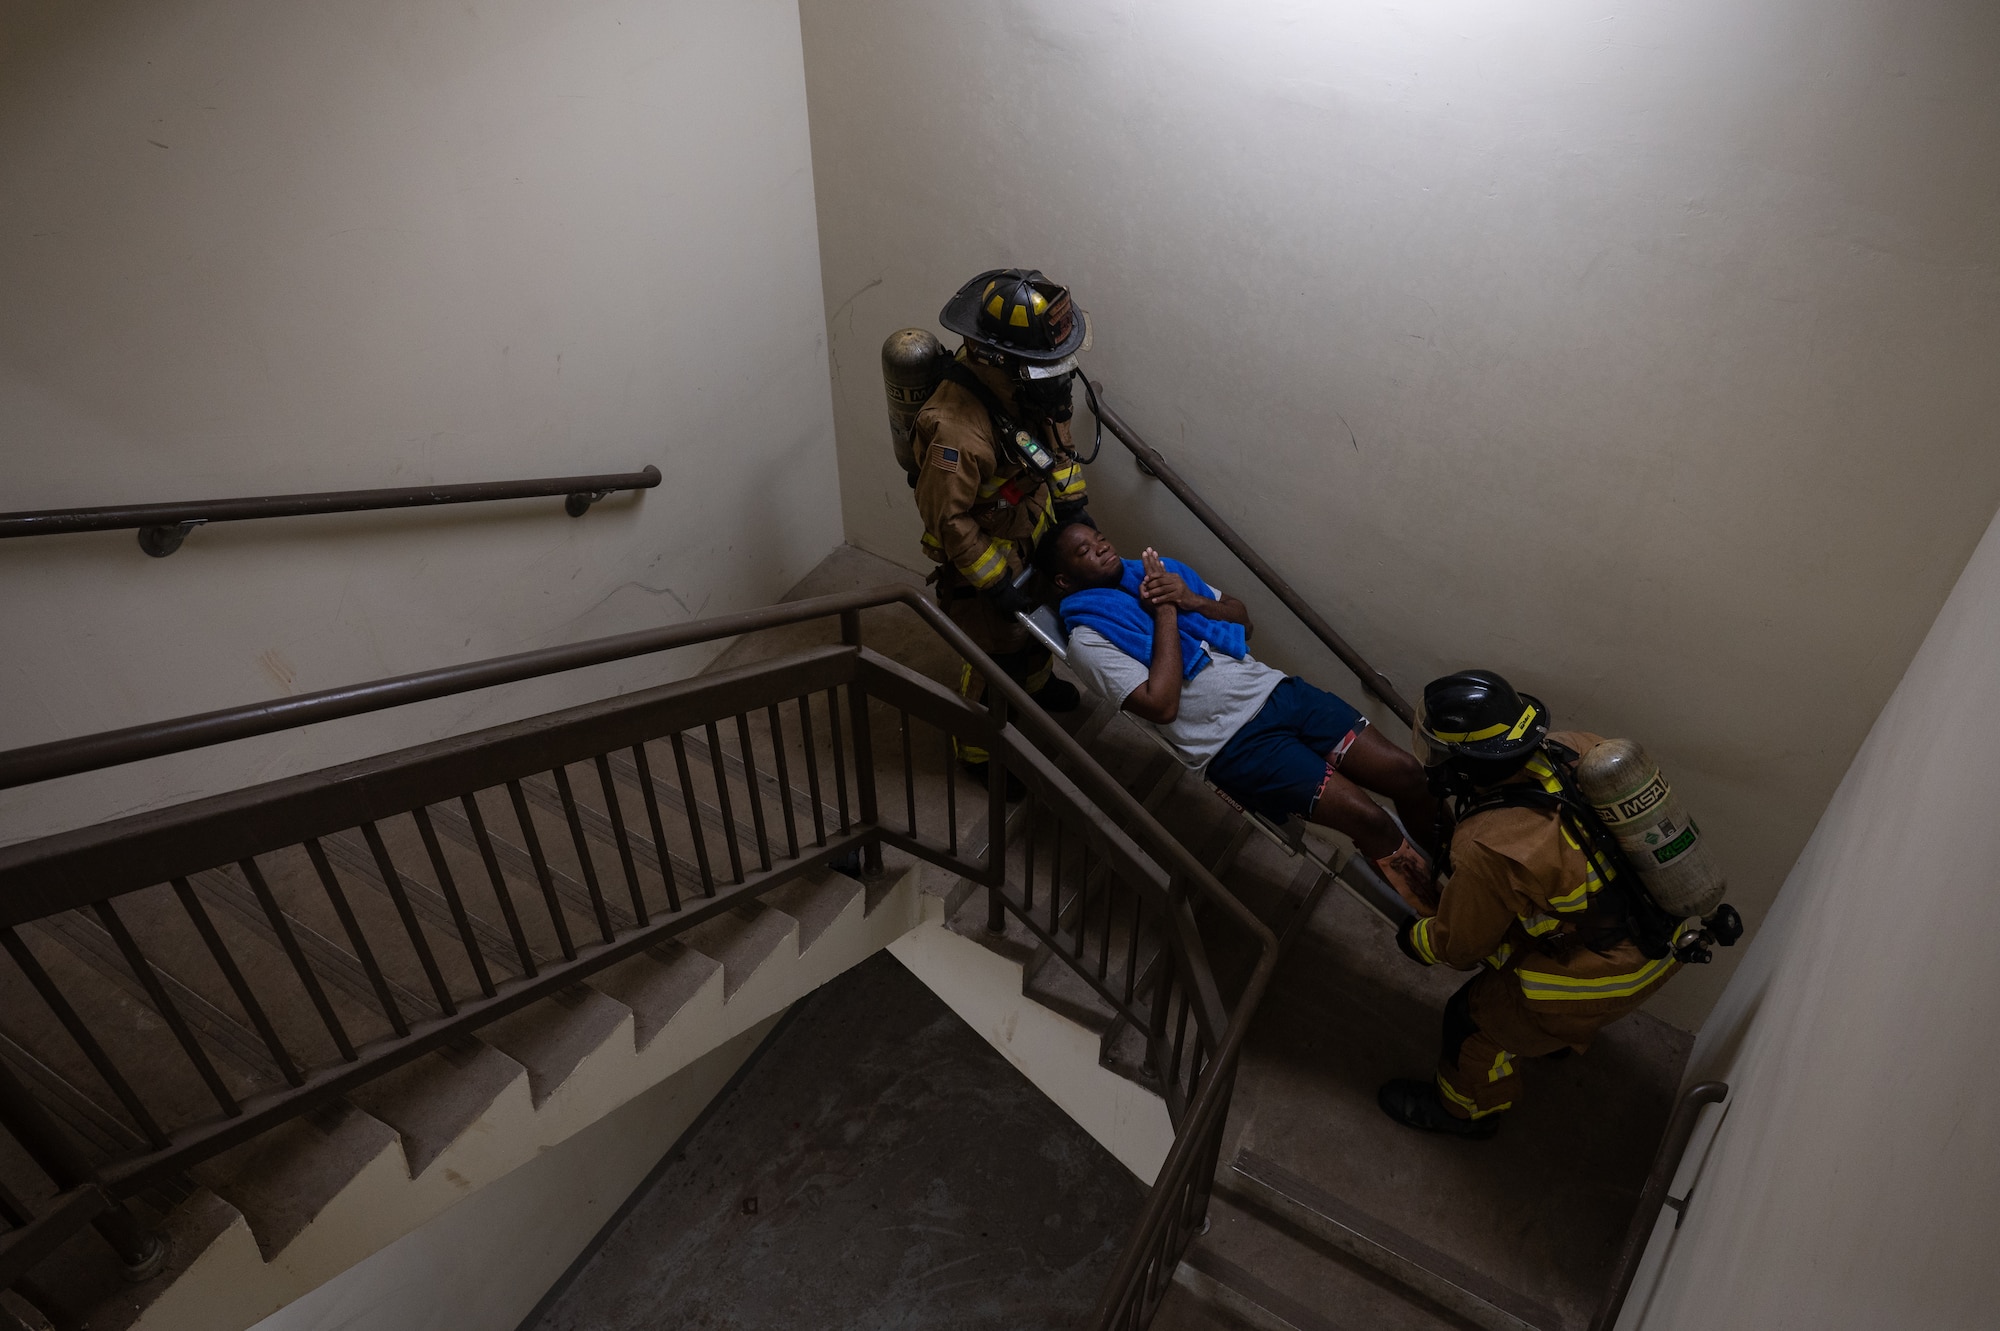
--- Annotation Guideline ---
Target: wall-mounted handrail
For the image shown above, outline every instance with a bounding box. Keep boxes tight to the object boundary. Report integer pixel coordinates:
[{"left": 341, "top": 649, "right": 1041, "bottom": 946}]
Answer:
[
  {"left": 1086, "top": 385, "right": 1414, "bottom": 728},
  {"left": 0, "top": 465, "right": 662, "bottom": 556},
  {"left": 1588, "top": 1080, "right": 1728, "bottom": 1331}
]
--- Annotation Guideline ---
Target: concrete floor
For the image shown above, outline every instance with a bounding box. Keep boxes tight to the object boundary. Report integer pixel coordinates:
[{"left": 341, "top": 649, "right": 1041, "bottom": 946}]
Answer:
[{"left": 522, "top": 950, "right": 1145, "bottom": 1331}]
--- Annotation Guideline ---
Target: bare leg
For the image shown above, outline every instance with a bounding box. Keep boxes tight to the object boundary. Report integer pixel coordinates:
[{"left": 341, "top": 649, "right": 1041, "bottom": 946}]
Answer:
[
  {"left": 1307, "top": 770, "right": 1403, "bottom": 860},
  {"left": 1333, "top": 727, "right": 1442, "bottom": 861}
]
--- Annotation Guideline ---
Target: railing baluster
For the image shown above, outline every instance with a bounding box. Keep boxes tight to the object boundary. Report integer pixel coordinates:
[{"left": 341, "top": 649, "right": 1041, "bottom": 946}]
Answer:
[
  {"left": 942, "top": 729, "right": 958, "bottom": 856},
  {"left": 170, "top": 877, "right": 303, "bottom": 1085},
  {"left": 1023, "top": 798, "right": 1037, "bottom": 915},
  {"left": 670, "top": 733, "right": 717, "bottom": 898},
  {"left": 505, "top": 779, "right": 576, "bottom": 961},
  {"left": 825, "top": 686, "right": 850, "bottom": 833},
  {"left": 92, "top": 899, "right": 240, "bottom": 1114},
  {"left": 0, "top": 1177, "right": 29, "bottom": 1228},
  {"left": 796, "top": 694, "right": 827, "bottom": 848},
  {"left": 900, "top": 710, "right": 917, "bottom": 836},
  {"left": 595, "top": 754, "right": 650, "bottom": 926},
  {"left": 764, "top": 704, "right": 800, "bottom": 861},
  {"left": 704, "top": 722, "right": 746, "bottom": 885},
  {"left": 0, "top": 927, "right": 169, "bottom": 1148},
  {"left": 1168, "top": 981, "right": 1192, "bottom": 1093},
  {"left": 411, "top": 808, "right": 496, "bottom": 999},
  {"left": 631, "top": 745, "right": 681, "bottom": 913},
  {"left": 1073, "top": 839, "right": 1090, "bottom": 961},
  {"left": 734, "top": 713, "right": 773, "bottom": 873},
  {"left": 237, "top": 856, "right": 356, "bottom": 1062},
  {"left": 460, "top": 793, "right": 537, "bottom": 978},
  {"left": 1123, "top": 892, "right": 1143, "bottom": 1007},
  {"left": 1049, "top": 816, "right": 1064, "bottom": 938},
  {"left": 551, "top": 767, "right": 615, "bottom": 946},
  {"left": 360, "top": 822, "right": 457, "bottom": 1015},
  {"left": 303, "top": 839, "right": 410, "bottom": 1034},
  {"left": 846, "top": 680, "right": 881, "bottom": 876},
  {"left": 1097, "top": 861, "right": 1115, "bottom": 981}
]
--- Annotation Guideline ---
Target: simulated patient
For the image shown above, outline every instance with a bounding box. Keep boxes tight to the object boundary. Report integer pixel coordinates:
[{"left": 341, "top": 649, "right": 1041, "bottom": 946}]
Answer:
[{"left": 1039, "top": 521, "right": 1440, "bottom": 910}]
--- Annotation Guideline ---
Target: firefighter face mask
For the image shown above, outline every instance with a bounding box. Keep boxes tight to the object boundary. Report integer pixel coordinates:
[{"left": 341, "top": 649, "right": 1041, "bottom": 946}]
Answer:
[{"left": 1016, "top": 357, "right": 1078, "bottom": 424}]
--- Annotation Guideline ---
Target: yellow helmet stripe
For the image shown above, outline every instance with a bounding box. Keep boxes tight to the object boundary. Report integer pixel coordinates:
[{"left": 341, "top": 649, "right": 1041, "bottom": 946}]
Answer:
[{"left": 1427, "top": 703, "right": 1537, "bottom": 744}]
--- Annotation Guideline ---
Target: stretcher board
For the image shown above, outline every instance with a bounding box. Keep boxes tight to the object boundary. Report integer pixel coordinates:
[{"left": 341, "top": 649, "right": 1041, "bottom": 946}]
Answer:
[{"left": 1016, "top": 606, "right": 1412, "bottom": 929}]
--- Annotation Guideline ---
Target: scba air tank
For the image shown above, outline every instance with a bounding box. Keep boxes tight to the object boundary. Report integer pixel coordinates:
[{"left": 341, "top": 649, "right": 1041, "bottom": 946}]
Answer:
[
  {"left": 881, "top": 328, "right": 947, "bottom": 483},
  {"left": 1575, "top": 739, "right": 1727, "bottom": 919}
]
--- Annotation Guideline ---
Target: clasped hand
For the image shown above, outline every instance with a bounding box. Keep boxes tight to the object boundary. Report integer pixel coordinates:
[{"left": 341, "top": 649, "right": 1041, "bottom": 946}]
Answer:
[{"left": 1138, "top": 548, "right": 1198, "bottom": 613}]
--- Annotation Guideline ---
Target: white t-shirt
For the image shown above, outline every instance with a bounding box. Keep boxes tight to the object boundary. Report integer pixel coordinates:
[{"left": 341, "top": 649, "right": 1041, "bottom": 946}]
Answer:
[{"left": 1066, "top": 625, "right": 1286, "bottom": 770}]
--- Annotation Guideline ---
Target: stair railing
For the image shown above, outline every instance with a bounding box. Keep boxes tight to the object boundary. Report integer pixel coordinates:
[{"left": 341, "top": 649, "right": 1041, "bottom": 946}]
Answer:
[
  {"left": 0, "top": 465, "right": 661, "bottom": 557},
  {"left": 1085, "top": 384, "right": 1414, "bottom": 728},
  {"left": 0, "top": 585, "right": 1269, "bottom": 1328}
]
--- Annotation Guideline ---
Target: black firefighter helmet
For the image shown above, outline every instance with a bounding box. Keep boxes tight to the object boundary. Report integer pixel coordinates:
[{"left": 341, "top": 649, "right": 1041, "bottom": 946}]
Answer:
[
  {"left": 940, "top": 268, "right": 1089, "bottom": 364},
  {"left": 1415, "top": 669, "right": 1549, "bottom": 788}
]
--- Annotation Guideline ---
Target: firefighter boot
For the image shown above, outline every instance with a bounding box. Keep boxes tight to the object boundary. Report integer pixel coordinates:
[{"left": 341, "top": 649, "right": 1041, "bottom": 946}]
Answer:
[{"left": 1377, "top": 1079, "right": 1500, "bottom": 1140}]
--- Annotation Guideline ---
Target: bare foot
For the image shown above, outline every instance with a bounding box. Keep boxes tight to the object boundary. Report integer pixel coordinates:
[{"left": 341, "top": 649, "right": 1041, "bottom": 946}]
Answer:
[{"left": 1373, "top": 840, "right": 1439, "bottom": 917}]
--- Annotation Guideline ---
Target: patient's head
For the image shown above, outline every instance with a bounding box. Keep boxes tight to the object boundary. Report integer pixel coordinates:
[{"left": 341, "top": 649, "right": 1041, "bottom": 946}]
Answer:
[{"left": 1042, "top": 521, "right": 1124, "bottom": 594}]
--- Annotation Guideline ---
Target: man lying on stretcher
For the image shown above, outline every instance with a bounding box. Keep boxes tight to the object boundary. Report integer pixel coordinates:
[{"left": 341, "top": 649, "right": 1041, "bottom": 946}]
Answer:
[{"left": 1037, "top": 520, "right": 1440, "bottom": 912}]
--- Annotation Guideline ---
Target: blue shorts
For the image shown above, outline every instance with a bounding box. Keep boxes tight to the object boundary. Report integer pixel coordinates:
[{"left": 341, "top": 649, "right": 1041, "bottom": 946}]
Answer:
[{"left": 1206, "top": 677, "right": 1367, "bottom": 821}]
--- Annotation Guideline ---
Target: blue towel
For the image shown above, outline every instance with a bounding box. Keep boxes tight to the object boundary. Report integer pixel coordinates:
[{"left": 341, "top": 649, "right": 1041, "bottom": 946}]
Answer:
[{"left": 1058, "top": 557, "right": 1247, "bottom": 680}]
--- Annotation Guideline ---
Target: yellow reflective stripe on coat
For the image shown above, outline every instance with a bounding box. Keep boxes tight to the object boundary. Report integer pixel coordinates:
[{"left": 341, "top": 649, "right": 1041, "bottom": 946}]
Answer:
[
  {"left": 1408, "top": 916, "right": 1441, "bottom": 965},
  {"left": 1516, "top": 954, "right": 1675, "bottom": 1002},
  {"left": 1486, "top": 1050, "right": 1515, "bottom": 1084},
  {"left": 1437, "top": 1075, "right": 1510, "bottom": 1119},
  {"left": 1052, "top": 461, "right": 1086, "bottom": 499},
  {"left": 1519, "top": 911, "right": 1562, "bottom": 937},
  {"left": 958, "top": 541, "right": 1010, "bottom": 588},
  {"left": 921, "top": 531, "right": 942, "bottom": 551}
]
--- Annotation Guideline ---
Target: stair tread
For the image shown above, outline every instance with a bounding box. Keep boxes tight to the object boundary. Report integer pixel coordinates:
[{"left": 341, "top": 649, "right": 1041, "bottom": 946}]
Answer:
[
  {"left": 345, "top": 1036, "right": 529, "bottom": 1178},
  {"left": 761, "top": 870, "right": 863, "bottom": 952},
  {"left": 1180, "top": 1193, "right": 1477, "bottom": 1331},
  {"left": 1226, "top": 1153, "right": 1561, "bottom": 1331},
  {"left": 477, "top": 984, "right": 632, "bottom": 1108},
  {"left": 192, "top": 1099, "right": 401, "bottom": 1261},
  {"left": 586, "top": 941, "right": 723, "bottom": 1051},
  {"left": 677, "top": 903, "right": 798, "bottom": 999}
]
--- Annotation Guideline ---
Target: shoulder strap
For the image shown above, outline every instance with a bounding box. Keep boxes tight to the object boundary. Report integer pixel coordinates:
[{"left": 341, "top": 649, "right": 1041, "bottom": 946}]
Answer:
[
  {"left": 1458, "top": 749, "right": 1677, "bottom": 959},
  {"left": 938, "top": 361, "right": 1018, "bottom": 454}
]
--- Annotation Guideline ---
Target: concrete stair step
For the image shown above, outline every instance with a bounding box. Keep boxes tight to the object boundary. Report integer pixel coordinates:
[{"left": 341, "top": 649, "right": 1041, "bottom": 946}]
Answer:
[
  {"left": 761, "top": 869, "right": 865, "bottom": 952},
  {"left": 585, "top": 941, "right": 724, "bottom": 1052},
  {"left": 476, "top": 983, "right": 634, "bottom": 1108},
  {"left": 191, "top": 1099, "right": 403, "bottom": 1262},
  {"left": 0, "top": 921, "right": 245, "bottom": 1140},
  {"left": 23, "top": 909, "right": 289, "bottom": 1094},
  {"left": 678, "top": 902, "right": 799, "bottom": 1000},
  {"left": 1169, "top": 1194, "right": 1476, "bottom": 1331},
  {"left": 343, "top": 1036, "right": 530, "bottom": 1178},
  {"left": 1222, "top": 1152, "right": 1564, "bottom": 1331}
]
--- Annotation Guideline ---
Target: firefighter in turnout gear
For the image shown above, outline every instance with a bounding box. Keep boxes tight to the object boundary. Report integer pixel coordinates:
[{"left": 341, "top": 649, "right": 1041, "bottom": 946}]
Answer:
[
  {"left": 1379, "top": 670, "right": 1683, "bottom": 1139},
  {"left": 915, "top": 268, "right": 1092, "bottom": 783}
]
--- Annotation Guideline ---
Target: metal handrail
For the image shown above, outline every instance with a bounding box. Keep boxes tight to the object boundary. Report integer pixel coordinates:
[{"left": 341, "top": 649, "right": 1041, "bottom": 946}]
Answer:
[
  {"left": 0, "top": 585, "right": 1269, "bottom": 1329},
  {"left": 1588, "top": 1080, "right": 1729, "bottom": 1331},
  {"left": 0, "top": 465, "right": 662, "bottom": 556},
  {"left": 1086, "top": 384, "right": 1414, "bottom": 727}
]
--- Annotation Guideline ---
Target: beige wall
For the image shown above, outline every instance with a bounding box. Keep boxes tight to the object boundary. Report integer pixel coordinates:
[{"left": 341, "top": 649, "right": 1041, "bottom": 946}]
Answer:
[
  {"left": 0, "top": 0, "right": 840, "bottom": 843},
  {"left": 798, "top": 0, "right": 2000, "bottom": 1029},
  {"left": 1623, "top": 502, "right": 2000, "bottom": 1328}
]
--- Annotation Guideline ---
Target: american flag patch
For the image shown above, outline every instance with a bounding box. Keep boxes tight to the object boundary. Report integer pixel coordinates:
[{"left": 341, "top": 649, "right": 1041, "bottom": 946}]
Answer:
[{"left": 929, "top": 445, "right": 960, "bottom": 473}]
